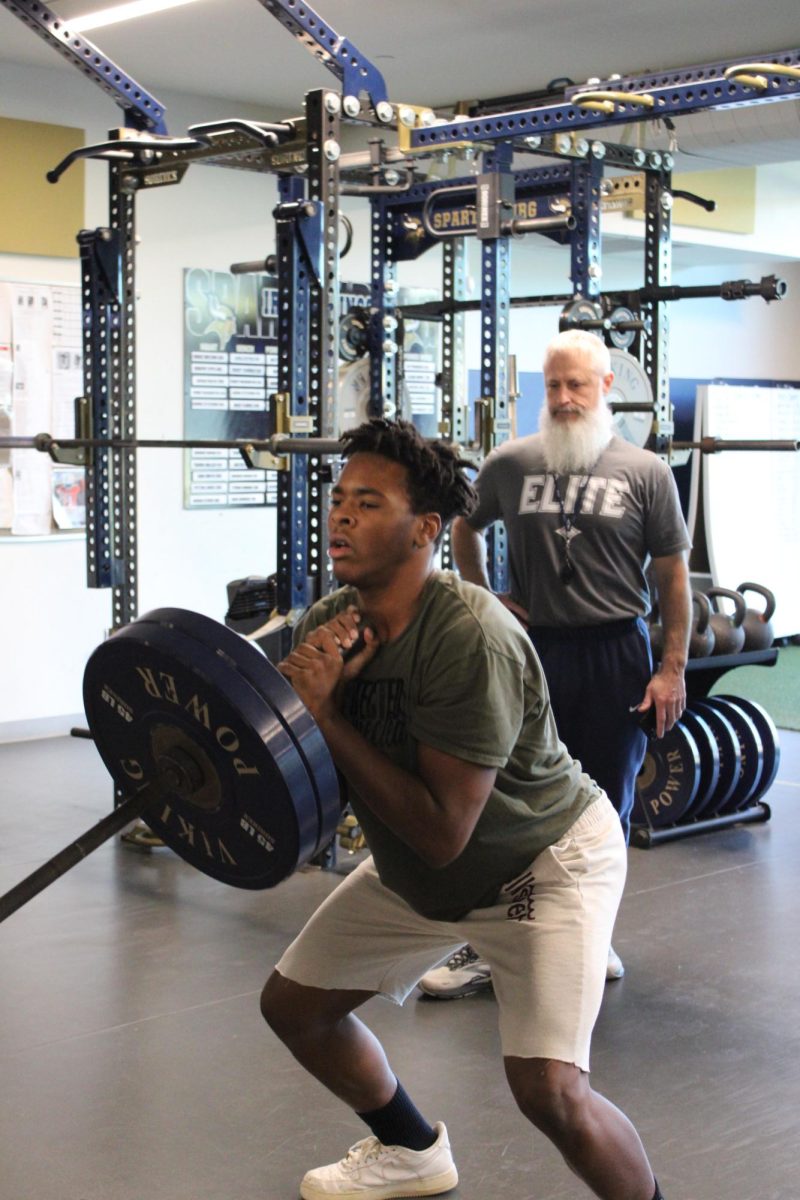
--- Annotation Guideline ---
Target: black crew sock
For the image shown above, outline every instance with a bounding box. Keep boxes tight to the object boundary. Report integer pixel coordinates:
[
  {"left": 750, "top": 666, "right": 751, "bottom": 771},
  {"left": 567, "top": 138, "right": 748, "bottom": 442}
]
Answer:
[
  {"left": 356, "top": 1079, "right": 437, "bottom": 1151},
  {"left": 653, "top": 1180, "right": 665, "bottom": 1200}
]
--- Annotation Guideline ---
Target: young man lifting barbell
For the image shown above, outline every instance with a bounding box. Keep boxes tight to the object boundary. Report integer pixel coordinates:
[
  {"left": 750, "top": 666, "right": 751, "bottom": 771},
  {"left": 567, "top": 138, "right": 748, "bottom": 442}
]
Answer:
[{"left": 262, "top": 416, "right": 665, "bottom": 1200}]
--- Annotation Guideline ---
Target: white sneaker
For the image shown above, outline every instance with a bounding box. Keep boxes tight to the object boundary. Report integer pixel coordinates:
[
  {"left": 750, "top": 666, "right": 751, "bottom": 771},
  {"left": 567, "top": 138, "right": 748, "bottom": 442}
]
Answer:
[
  {"left": 299, "top": 1121, "right": 458, "bottom": 1199},
  {"left": 417, "top": 946, "right": 492, "bottom": 1000},
  {"left": 606, "top": 945, "right": 625, "bottom": 980}
]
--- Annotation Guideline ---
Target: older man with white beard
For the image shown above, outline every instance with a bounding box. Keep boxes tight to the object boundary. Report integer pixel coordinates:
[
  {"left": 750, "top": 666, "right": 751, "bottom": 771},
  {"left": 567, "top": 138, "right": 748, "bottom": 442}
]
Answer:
[{"left": 418, "top": 329, "right": 691, "bottom": 998}]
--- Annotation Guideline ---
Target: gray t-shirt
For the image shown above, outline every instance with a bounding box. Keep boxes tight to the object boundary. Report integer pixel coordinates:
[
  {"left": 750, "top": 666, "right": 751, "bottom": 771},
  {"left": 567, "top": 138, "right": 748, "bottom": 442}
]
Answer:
[
  {"left": 469, "top": 434, "right": 691, "bottom": 627},
  {"left": 294, "top": 571, "right": 597, "bottom": 921}
]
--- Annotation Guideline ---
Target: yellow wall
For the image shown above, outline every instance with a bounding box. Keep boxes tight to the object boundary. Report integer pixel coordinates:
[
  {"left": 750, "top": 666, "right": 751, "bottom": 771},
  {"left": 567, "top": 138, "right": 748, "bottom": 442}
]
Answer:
[
  {"left": 628, "top": 166, "right": 756, "bottom": 234},
  {"left": 0, "top": 117, "right": 84, "bottom": 258}
]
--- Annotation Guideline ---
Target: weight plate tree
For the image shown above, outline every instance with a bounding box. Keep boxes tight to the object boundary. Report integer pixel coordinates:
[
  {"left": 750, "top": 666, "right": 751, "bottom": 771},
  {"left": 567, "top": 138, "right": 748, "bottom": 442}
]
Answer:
[{"left": 0, "top": 610, "right": 341, "bottom": 923}]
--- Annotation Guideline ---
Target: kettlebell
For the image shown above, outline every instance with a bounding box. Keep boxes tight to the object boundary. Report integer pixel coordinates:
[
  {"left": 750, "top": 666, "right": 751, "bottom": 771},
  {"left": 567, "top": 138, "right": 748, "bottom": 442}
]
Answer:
[
  {"left": 736, "top": 581, "right": 776, "bottom": 651},
  {"left": 706, "top": 587, "right": 747, "bottom": 655},
  {"left": 688, "top": 591, "right": 715, "bottom": 658},
  {"left": 647, "top": 600, "right": 663, "bottom": 660}
]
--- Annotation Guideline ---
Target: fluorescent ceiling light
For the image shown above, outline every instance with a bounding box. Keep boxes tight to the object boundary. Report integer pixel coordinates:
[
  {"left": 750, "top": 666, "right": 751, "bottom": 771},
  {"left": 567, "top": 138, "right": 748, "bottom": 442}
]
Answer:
[{"left": 68, "top": 0, "right": 202, "bottom": 33}]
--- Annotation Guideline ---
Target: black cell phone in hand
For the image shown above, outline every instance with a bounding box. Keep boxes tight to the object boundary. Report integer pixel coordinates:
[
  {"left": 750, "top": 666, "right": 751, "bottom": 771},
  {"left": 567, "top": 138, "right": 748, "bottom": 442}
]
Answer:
[{"left": 632, "top": 704, "right": 659, "bottom": 740}]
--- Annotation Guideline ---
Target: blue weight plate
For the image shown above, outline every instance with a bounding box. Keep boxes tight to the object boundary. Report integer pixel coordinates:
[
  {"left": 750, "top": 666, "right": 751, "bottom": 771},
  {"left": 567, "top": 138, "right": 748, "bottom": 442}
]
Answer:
[
  {"left": 146, "top": 608, "right": 340, "bottom": 854},
  {"left": 139, "top": 609, "right": 336, "bottom": 854},
  {"left": 131, "top": 614, "right": 322, "bottom": 849},
  {"left": 83, "top": 618, "right": 319, "bottom": 888},
  {"left": 715, "top": 694, "right": 780, "bottom": 804},
  {"left": 690, "top": 701, "right": 741, "bottom": 815},
  {"left": 700, "top": 697, "right": 764, "bottom": 812},
  {"left": 633, "top": 720, "right": 700, "bottom": 829},
  {"left": 677, "top": 708, "right": 720, "bottom": 820}
]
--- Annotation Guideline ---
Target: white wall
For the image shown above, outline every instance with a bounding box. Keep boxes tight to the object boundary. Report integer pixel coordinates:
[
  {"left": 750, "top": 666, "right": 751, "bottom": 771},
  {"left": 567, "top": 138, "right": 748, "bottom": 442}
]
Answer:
[
  {"left": 666, "top": 259, "right": 800, "bottom": 380},
  {"left": 1, "top": 59, "right": 799, "bottom": 735},
  {"left": 505, "top": 253, "right": 800, "bottom": 381}
]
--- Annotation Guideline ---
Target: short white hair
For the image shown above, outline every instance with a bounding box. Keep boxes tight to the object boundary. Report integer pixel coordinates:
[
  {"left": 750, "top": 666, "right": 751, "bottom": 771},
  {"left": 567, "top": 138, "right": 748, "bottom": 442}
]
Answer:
[{"left": 543, "top": 329, "right": 611, "bottom": 377}]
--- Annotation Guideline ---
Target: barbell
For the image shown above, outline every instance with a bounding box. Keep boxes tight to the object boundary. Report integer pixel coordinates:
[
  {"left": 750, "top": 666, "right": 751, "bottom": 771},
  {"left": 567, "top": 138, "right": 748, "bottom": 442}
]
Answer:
[
  {"left": 3, "top": 429, "right": 797, "bottom": 470},
  {"left": 0, "top": 433, "right": 343, "bottom": 468},
  {"left": 0, "top": 608, "right": 341, "bottom": 925}
]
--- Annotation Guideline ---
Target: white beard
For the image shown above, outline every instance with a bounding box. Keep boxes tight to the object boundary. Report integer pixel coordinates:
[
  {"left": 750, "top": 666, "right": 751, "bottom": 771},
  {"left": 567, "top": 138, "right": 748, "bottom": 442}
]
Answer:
[{"left": 539, "top": 402, "right": 614, "bottom": 474}]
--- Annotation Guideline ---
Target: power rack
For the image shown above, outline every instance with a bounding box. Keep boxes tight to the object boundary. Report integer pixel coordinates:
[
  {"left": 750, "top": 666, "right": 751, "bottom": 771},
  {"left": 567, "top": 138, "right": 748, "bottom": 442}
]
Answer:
[{"left": 3, "top": 0, "right": 799, "bottom": 627}]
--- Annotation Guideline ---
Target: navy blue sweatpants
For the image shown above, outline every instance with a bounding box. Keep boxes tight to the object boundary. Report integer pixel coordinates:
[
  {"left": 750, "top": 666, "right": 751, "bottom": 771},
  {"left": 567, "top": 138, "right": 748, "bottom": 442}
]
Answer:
[{"left": 528, "top": 617, "right": 653, "bottom": 844}]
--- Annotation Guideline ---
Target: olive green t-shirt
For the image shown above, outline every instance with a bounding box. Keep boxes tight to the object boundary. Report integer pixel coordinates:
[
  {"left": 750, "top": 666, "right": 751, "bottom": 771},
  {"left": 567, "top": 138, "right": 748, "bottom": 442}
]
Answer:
[{"left": 295, "top": 571, "right": 598, "bottom": 920}]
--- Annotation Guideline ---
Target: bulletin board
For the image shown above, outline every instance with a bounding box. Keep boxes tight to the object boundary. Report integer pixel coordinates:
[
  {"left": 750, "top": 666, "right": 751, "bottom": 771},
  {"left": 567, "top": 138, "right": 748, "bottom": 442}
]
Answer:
[{"left": 0, "top": 280, "right": 84, "bottom": 536}]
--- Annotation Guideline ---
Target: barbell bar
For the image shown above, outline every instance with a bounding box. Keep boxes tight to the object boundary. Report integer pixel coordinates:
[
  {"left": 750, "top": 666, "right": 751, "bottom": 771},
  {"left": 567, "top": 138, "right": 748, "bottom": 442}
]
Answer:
[
  {"left": 671, "top": 438, "right": 800, "bottom": 453},
  {"left": 0, "top": 433, "right": 344, "bottom": 467},
  {"left": 397, "top": 275, "right": 787, "bottom": 321},
  {"left": 0, "top": 608, "right": 342, "bottom": 925},
  {"left": 3, "top": 432, "right": 797, "bottom": 466},
  {"left": 0, "top": 778, "right": 174, "bottom": 923},
  {"left": 640, "top": 275, "right": 787, "bottom": 303}
]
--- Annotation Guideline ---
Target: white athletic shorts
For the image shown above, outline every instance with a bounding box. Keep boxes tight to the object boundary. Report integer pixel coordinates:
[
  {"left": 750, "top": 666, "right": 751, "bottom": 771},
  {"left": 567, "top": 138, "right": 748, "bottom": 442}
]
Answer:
[{"left": 276, "top": 793, "right": 626, "bottom": 1072}]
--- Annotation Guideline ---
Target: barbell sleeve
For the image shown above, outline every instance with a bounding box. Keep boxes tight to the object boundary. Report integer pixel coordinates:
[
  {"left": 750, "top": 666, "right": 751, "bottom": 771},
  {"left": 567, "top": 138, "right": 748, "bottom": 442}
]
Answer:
[
  {"left": 0, "top": 434, "right": 344, "bottom": 457},
  {"left": 672, "top": 438, "right": 800, "bottom": 453},
  {"left": 640, "top": 275, "right": 787, "bottom": 303}
]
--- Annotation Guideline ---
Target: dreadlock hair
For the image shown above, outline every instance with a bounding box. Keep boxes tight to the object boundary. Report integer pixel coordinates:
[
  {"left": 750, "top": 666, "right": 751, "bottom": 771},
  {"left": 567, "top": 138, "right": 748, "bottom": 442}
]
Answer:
[{"left": 339, "top": 418, "right": 477, "bottom": 543}]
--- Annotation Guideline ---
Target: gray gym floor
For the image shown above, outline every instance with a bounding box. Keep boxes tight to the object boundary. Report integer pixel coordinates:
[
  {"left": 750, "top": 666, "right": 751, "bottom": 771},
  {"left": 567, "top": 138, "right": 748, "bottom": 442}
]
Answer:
[{"left": 0, "top": 730, "right": 798, "bottom": 1200}]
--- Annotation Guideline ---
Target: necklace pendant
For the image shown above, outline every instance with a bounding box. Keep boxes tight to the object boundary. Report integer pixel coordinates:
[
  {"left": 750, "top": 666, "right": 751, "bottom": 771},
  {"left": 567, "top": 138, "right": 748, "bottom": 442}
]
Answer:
[{"left": 555, "top": 525, "right": 581, "bottom": 544}]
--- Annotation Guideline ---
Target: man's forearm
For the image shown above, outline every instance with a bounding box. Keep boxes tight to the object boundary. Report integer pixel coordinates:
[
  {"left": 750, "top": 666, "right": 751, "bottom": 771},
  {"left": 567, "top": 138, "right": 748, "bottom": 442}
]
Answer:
[
  {"left": 452, "top": 517, "right": 491, "bottom": 588},
  {"left": 655, "top": 563, "right": 691, "bottom": 676},
  {"left": 643, "top": 555, "right": 691, "bottom": 733}
]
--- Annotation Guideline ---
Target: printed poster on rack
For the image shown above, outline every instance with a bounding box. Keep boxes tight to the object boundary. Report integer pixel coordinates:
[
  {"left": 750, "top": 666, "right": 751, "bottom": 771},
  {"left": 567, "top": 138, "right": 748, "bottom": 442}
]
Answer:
[
  {"left": 396, "top": 287, "right": 441, "bottom": 440},
  {"left": 183, "top": 269, "right": 369, "bottom": 509}
]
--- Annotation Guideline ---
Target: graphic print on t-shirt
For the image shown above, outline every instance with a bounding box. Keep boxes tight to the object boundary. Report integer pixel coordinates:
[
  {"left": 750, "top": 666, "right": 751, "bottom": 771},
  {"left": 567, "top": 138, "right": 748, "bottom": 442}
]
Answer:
[
  {"left": 518, "top": 474, "right": 630, "bottom": 519},
  {"left": 343, "top": 678, "right": 407, "bottom": 748}
]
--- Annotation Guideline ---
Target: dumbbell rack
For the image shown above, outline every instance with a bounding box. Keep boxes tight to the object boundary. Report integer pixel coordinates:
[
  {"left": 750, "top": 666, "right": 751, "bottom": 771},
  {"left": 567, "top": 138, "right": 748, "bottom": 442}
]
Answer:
[{"left": 631, "top": 647, "right": 778, "bottom": 848}]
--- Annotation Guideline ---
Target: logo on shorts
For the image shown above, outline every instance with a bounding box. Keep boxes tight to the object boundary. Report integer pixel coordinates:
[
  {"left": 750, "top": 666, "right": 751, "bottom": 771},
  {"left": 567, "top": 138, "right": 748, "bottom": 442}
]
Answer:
[{"left": 505, "top": 870, "right": 536, "bottom": 921}]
